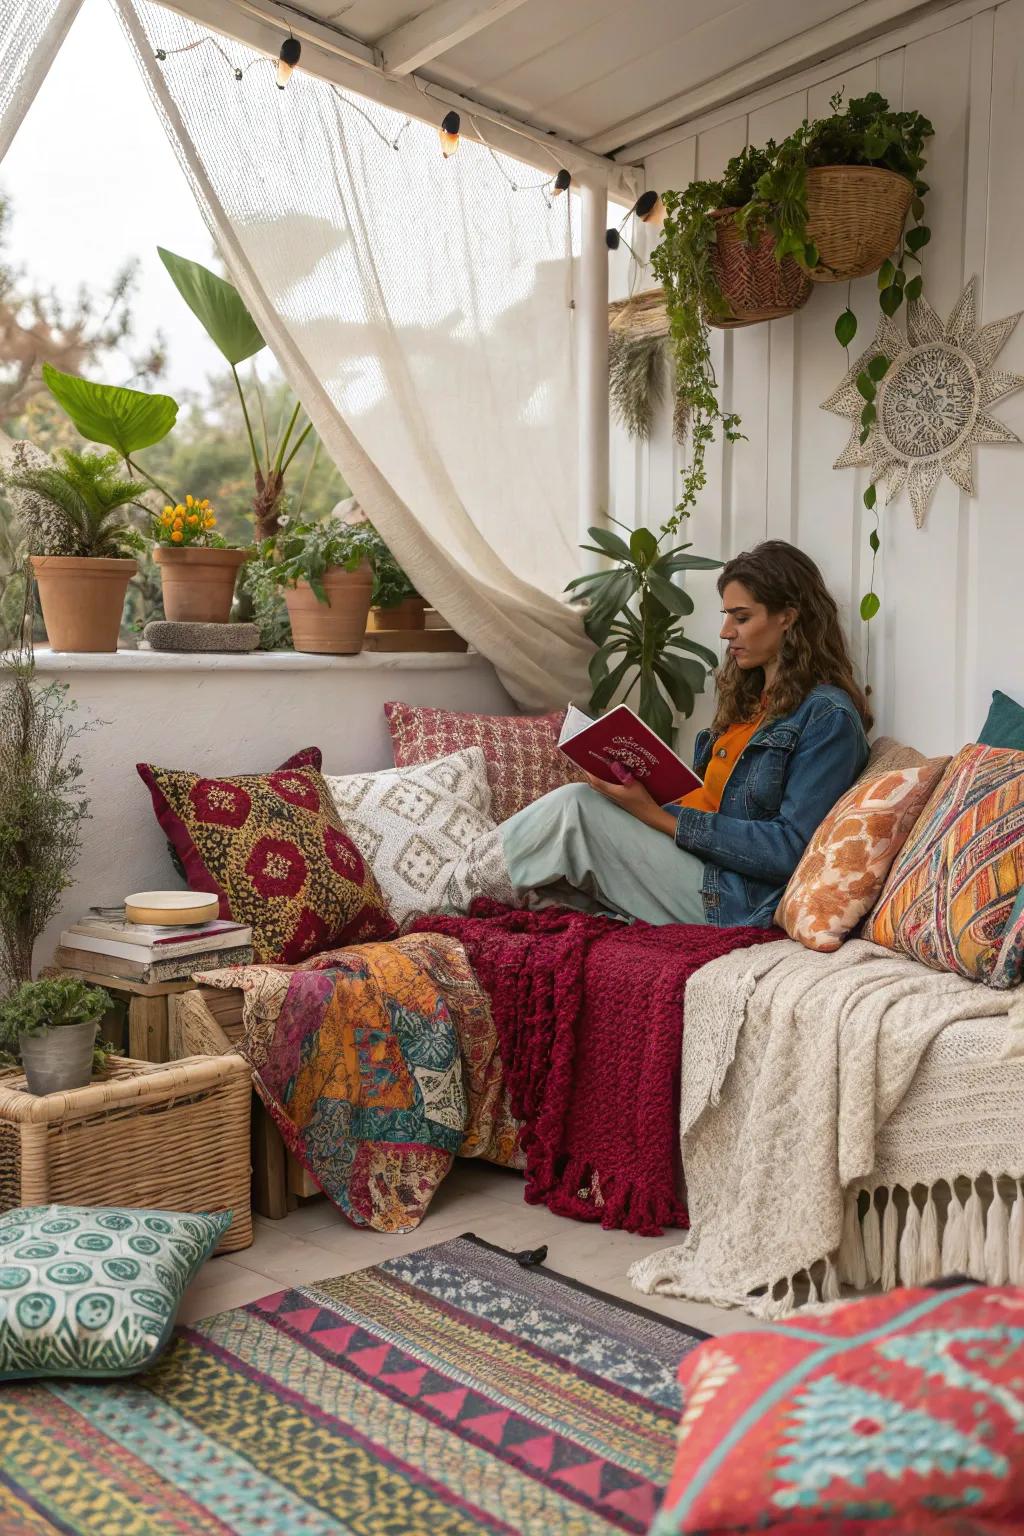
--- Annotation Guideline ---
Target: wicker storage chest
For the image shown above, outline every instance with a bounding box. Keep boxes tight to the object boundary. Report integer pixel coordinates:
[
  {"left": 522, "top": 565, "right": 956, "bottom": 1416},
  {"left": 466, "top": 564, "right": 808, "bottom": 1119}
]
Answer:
[{"left": 0, "top": 1055, "right": 252, "bottom": 1253}]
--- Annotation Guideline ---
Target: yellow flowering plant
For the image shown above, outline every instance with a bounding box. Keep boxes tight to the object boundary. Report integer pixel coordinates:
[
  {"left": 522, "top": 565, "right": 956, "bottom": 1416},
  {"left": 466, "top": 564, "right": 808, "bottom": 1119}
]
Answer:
[{"left": 152, "top": 495, "right": 226, "bottom": 548}]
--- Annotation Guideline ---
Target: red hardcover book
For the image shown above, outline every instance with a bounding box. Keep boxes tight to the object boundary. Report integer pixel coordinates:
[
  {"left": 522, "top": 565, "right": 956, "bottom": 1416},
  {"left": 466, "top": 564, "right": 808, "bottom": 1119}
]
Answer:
[{"left": 558, "top": 704, "right": 703, "bottom": 804}]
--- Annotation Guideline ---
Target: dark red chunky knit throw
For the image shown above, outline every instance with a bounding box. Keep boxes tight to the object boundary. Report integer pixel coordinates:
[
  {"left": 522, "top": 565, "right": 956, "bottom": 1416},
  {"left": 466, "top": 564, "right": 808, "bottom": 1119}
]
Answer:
[{"left": 412, "top": 902, "right": 780, "bottom": 1235}]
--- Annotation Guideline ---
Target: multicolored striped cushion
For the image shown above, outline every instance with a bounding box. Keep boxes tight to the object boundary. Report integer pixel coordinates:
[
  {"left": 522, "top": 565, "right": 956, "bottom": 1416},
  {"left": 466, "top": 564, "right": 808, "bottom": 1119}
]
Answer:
[{"left": 865, "top": 743, "right": 1024, "bottom": 986}]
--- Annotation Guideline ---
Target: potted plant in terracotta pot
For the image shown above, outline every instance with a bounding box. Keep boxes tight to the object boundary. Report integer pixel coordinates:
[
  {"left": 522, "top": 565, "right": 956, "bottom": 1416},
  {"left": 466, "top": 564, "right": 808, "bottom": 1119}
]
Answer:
[
  {"left": 258, "top": 517, "right": 373, "bottom": 654},
  {"left": 363, "top": 523, "right": 424, "bottom": 632},
  {"left": 152, "top": 496, "right": 249, "bottom": 623},
  {"left": 2, "top": 445, "right": 145, "bottom": 652},
  {"left": 0, "top": 976, "right": 112, "bottom": 1095}
]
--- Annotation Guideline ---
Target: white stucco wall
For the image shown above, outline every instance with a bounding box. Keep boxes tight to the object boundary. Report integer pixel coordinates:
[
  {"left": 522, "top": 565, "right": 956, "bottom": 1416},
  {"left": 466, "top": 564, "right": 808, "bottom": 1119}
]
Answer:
[{"left": 33, "top": 646, "right": 514, "bottom": 967}]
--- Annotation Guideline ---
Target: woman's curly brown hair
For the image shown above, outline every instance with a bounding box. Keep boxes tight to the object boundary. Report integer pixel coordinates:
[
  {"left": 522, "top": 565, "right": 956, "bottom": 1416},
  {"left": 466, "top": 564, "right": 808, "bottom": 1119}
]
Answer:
[{"left": 713, "top": 540, "right": 873, "bottom": 733}]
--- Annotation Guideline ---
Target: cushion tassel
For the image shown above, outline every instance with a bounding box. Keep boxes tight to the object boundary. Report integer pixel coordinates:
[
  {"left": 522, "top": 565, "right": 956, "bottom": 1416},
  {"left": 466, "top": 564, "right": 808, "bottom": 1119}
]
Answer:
[
  {"left": 898, "top": 1186, "right": 922, "bottom": 1287},
  {"left": 862, "top": 1192, "right": 882, "bottom": 1284},
  {"left": 983, "top": 1179, "right": 1009, "bottom": 1286},
  {"left": 762, "top": 1278, "right": 795, "bottom": 1320},
  {"left": 880, "top": 1187, "right": 899, "bottom": 1292},
  {"left": 918, "top": 1184, "right": 941, "bottom": 1283},
  {"left": 965, "top": 1182, "right": 986, "bottom": 1280},
  {"left": 1009, "top": 1181, "right": 1024, "bottom": 1285},
  {"left": 838, "top": 1189, "right": 868, "bottom": 1289},
  {"left": 942, "top": 1186, "right": 969, "bottom": 1276},
  {"left": 821, "top": 1254, "right": 841, "bottom": 1302}
]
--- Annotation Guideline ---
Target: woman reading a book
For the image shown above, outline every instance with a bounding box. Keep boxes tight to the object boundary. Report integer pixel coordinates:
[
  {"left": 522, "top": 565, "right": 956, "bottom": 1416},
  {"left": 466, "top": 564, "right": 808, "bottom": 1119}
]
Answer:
[{"left": 500, "top": 540, "right": 871, "bottom": 927}]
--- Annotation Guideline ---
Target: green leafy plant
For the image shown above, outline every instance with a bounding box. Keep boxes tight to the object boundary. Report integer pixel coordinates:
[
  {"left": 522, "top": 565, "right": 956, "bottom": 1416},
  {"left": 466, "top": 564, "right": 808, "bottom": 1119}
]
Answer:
[
  {"left": 651, "top": 144, "right": 773, "bottom": 521},
  {"left": 362, "top": 524, "right": 418, "bottom": 608},
  {"left": 2, "top": 448, "right": 147, "bottom": 559},
  {"left": 0, "top": 642, "right": 93, "bottom": 989},
  {"left": 257, "top": 517, "right": 377, "bottom": 605},
  {"left": 42, "top": 364, "right": 179, "bottom": 505},
  {"left": 0, "top": 976, "right": 114, "bottom": 1072},
  {"left": 158, "top": 248, "right": 313, "bottom": 542},
  {"left": 566, "top": 521, "right": 722, "bottom": 743}
]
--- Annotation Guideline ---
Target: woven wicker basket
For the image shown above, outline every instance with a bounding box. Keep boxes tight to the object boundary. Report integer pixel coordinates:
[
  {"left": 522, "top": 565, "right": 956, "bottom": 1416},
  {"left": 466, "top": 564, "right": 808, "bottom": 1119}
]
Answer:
[
  {"left": 707, "top": 209, "right": 812, "bottom": 327},
  {"left": 0, "top": 1055, "right": 252, "bottom": 1253},
  {"left": 805, "top": 165, "right": 914, "bottom": 283}
]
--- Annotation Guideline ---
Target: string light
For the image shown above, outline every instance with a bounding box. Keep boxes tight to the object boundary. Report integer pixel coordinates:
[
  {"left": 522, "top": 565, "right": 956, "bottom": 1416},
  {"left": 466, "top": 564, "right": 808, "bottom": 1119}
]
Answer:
[
  {"left": 439, "top": 110, "right": 461, "bottom": 157},
  {"left": 633, "top": 189, "right": 665, "bottom": 226},
  {"left": 154, "top": 37, "right": 259, "bottom": 82},
  {"left": 553, "top": 169, "right": 572, "bottom": 197},
  {"left": 277, "top": 35, "right": 301, "bottom": 89}
]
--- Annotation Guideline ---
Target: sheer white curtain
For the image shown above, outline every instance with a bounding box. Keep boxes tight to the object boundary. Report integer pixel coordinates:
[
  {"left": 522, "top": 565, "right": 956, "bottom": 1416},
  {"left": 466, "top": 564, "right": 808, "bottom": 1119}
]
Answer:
[
  {"left": 0, "top": 0, "right": 82, "bottom": 161},
  {"left": 114, "top": 0, "right": 595, "bottom": 709}
]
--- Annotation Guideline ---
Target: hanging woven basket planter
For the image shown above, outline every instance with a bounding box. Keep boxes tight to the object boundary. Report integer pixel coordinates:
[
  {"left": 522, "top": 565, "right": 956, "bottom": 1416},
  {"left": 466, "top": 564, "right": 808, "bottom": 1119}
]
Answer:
[
  {"left": 706, "top": 209, "right": 812, "bottom": 328},
  {"left": 804, "top": 165, "right": 914, "bottom": 283}
]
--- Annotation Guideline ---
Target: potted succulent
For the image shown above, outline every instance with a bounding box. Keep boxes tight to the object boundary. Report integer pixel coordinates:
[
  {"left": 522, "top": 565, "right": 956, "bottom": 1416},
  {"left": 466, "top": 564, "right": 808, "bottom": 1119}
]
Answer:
[
  {"left": 0, "top": 976, "right": 112, "bottom": 1095},
  {"left": 2, "top": 445, "right": 145, "bottom": 652},
  {"left": 152, "top": 495, "right": 249, "bottom": 624},
  {"left": 258, "top": 517, "right": 374, "bottom": 654}
]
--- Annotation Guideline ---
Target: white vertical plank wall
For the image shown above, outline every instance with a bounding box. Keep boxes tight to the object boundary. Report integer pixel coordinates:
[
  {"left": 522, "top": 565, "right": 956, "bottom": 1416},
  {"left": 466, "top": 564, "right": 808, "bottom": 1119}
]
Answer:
[{"left": 609, "top": 1, "right": 1024, "bottom": 759}]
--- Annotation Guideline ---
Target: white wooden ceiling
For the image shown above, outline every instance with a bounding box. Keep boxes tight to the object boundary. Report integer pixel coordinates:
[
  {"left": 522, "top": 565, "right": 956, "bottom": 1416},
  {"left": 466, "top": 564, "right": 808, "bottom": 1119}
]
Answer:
[{"left": 287, "top": 0, "right": 947, "bottom": 156}]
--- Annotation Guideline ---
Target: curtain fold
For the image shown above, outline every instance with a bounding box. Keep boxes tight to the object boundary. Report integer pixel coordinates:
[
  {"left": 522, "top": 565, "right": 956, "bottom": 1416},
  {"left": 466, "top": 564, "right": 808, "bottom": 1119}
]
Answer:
[
  {"left": 113, "top": 0, "right": 595, "bottom": 710},
  {"left": 0, "top": 0, "right": 82, "bottom": 162}
]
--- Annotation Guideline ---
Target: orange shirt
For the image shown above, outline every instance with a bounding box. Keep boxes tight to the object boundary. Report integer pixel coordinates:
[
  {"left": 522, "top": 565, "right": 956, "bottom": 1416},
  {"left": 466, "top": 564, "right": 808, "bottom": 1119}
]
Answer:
[{"left": 677, "top": 715, "right": 765, "bottom": 814}]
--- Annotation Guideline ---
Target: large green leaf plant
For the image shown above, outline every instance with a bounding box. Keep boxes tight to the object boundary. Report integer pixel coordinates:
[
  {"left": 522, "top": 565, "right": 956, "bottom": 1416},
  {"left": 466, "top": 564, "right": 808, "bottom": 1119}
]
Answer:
[{"left": 566, "top": 522, "right": 722, "bottom": 744}]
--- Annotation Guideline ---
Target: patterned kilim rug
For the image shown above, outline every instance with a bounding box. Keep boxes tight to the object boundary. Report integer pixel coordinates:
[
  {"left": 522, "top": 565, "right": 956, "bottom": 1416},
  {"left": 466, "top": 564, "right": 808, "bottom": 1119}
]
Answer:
[{"left": 0, "top": 1233, "right": 707, "bottom": 1535}]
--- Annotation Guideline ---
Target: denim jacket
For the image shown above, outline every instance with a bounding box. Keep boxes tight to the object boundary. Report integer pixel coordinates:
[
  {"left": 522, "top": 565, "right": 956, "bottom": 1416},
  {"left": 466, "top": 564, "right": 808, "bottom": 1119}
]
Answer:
[{"left": 674, "top": 684, "right": 869, "bottom": 927}]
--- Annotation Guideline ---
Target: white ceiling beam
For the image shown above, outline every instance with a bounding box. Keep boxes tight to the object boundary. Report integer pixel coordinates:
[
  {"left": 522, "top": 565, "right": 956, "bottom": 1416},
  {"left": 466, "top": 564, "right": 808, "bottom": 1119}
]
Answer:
[
  {"left": 583, "top": 0, "right": 956, "bottom": 157},
  {"left": 158, "top": 0, "right": 641, "bottom": 199},
  {"left": 380, "top": 0, "right": 530, "bottom": 76}
]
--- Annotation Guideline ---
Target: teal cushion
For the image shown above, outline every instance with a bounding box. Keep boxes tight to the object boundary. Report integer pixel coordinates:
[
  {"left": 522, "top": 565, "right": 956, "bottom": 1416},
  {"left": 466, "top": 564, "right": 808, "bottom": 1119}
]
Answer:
[
  {"left": 978, "top": 689, "right": 1024, "bottom": 751},
  {"left": 0, "top": 1204, "right": 230, "bottom": 1380}
]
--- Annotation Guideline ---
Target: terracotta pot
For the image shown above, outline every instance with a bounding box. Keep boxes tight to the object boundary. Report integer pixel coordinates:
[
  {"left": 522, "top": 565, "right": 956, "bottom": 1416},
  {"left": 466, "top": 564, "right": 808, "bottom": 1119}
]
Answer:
[
  {"left": 367, "top": 596, "right": 426, "bottom": 632},
  {"left": 154, "top": 545, "right": 250, "bottom": 624},
  {"left": 283, "top": 562, "right": 373, "bottom": 654},
  {"left": 30, "top": 555, "right": 136, "bottom": 653}
]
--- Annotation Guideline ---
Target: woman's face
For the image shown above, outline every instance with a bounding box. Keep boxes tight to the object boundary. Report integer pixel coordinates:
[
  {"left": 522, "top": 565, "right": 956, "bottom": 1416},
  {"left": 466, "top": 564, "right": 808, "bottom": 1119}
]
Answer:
[{"left": 719, "top": 581, "right": 795, "bottom": 671}]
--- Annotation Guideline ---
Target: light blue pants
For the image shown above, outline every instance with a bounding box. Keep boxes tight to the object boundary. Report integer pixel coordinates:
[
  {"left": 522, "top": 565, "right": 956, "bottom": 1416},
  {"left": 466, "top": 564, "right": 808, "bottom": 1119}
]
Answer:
[{"left": 500, "top": 783, "right": 708, "bottom": 926}]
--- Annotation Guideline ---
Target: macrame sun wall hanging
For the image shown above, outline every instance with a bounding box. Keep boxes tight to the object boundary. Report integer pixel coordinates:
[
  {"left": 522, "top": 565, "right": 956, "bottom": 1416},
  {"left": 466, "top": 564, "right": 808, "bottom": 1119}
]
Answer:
[{"left": 822, "top": 277, "right": 1024, "bottom": 526}]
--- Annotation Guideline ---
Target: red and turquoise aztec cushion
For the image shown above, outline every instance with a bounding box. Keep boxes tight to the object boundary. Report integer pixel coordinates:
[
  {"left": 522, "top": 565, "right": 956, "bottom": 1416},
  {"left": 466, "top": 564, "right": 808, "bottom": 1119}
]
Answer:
[{"left": 653, "top": 1283, "right": 1024, "bottom": 1534}]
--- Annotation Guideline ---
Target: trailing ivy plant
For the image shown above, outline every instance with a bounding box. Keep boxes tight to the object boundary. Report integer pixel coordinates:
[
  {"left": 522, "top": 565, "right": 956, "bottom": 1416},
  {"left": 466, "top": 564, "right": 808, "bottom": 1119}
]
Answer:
[
  {"left": 652, "top": 144, "right": 774, "bottom": 523},
  {"left": 566, "top": 521, "right": 722, "bottom": 744}
]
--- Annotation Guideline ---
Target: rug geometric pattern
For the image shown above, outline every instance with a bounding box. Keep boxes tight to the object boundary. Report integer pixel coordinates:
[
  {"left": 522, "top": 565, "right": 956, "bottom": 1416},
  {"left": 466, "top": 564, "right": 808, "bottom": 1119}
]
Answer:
[{"left": 0, "top": 1233, "right": 706, "bottom": 1534}]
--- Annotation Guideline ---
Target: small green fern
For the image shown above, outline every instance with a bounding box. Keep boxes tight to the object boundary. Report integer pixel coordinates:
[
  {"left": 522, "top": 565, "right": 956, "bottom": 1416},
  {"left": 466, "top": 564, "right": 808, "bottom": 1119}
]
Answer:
[{"left": 4, "top": 449, "right": 147, "bottom": 559}]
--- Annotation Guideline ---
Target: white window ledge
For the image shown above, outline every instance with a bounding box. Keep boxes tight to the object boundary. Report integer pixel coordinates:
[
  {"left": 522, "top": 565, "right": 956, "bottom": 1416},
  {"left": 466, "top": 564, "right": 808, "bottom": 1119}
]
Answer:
[{"left": 30, "top": 645, "right": 484, "bottom": 674}]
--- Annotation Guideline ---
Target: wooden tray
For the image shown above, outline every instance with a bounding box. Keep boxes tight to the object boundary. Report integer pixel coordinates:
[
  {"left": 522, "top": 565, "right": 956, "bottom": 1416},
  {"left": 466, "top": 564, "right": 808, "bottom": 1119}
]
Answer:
[{"left": 362, "top": 629, "right": 469, "bottom": 652}]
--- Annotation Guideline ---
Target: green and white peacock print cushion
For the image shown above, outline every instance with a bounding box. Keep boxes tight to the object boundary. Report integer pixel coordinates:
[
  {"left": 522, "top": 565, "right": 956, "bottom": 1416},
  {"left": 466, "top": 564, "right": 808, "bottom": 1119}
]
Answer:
[{"left": 0, "top": 1204, "right": 230, "bottom": 1380}]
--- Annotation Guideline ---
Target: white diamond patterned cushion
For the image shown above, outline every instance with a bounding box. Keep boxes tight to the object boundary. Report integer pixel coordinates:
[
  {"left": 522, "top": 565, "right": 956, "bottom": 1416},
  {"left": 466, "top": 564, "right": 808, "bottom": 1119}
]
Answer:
[{"left": 324, "top": 748, "right": 496, "bottom": 931}]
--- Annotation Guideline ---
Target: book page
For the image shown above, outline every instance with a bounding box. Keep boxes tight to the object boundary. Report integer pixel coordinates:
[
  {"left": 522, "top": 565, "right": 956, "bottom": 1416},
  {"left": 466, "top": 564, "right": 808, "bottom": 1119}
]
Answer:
[{"left": 558, "top": 703, "right": 594, "bottom": 746}]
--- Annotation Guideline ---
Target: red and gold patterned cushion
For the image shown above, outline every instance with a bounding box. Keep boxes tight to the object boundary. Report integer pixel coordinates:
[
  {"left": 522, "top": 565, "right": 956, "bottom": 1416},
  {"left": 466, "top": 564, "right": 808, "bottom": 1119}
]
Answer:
[
  {"left": 653, "top": 1284, "right": 1024, "bottom": 1534},
  {"left": 138, "top": 753, "right": 397, "bottom": 963},
  {"left": 384, "top": 701, "right": 582, "bottom": 823},
  {"left": 776, "top": 759, "right": 948, "bottom": 952}
]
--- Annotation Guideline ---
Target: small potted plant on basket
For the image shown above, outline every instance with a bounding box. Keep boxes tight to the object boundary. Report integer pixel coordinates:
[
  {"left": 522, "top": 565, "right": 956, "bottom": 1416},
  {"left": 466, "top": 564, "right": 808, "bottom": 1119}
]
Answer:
[
  {"left": 256, "top": 517, "right": 375, "bottom": 654},
  {"left": 152, "top": 496, "right": 249, "bottom": 624},
  {"left": 1, "top": 445, "right": 145, "bottom": 652},
  {"left": 0, "top": 976, "right": 112, "bottom": 1095}
]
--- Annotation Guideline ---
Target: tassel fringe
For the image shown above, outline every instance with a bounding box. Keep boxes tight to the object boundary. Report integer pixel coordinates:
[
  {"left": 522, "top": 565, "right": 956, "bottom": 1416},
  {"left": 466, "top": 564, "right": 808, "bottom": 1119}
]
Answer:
[{"left": 830, "top": 1176, "right": 1022, "bottom": 1298}]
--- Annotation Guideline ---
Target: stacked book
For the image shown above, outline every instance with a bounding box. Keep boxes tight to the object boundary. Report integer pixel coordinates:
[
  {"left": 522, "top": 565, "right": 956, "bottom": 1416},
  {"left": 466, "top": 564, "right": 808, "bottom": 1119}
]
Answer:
[{"left": 57, "top": 913, "right": 253, "bottom": 985}]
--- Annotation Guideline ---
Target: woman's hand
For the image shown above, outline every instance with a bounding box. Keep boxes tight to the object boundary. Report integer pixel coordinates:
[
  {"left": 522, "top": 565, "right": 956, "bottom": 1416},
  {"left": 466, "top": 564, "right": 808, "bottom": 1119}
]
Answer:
[{"left": 583, "top": 773, "right": 678, "bottom": 838}]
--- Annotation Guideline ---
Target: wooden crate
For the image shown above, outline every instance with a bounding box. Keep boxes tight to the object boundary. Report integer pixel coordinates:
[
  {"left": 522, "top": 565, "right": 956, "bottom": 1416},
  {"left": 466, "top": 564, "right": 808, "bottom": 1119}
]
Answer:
[{"left": 0, "top": 1055, "right": 252, "bottom": 1253}]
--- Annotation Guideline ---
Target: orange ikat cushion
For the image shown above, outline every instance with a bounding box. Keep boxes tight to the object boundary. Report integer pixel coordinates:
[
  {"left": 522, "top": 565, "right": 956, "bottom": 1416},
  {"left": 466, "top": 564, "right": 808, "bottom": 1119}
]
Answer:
[
  {"left": 138, "top": 756, "right": 397, "bottom": 963},
  {"left": 775, "top": 759, "right": 948, "bottom": 953}
]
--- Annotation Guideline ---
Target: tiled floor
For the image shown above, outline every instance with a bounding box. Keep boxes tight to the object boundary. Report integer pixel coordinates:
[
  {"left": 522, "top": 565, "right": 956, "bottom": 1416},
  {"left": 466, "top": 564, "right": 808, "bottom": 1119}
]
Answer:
[{"left": 180, "top": 1159, "right": 763, "bottom": 1337}]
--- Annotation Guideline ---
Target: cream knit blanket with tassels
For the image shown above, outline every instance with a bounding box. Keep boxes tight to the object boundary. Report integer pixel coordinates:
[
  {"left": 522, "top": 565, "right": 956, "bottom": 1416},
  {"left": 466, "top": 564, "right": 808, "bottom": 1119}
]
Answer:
[{"left": 630, "top": 938, "right": 1024, "bottom": 1317}]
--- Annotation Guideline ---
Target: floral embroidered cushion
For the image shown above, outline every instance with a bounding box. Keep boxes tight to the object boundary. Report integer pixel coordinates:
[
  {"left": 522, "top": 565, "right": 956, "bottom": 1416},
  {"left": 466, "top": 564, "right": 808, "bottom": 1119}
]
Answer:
[
  {"left": 776, "top": 759, "right": 947, "bottom": 952},
  {"left": 865, "top": 743, "right": 1024, "bottom": 986},
  {"left": 138, "top": 754, "right": 397, "bottom": 963},
  {"left": 0, "top": 1205, "right": 229, "bottom": 1380},
  {"left": 651, "top": 1283, "right": 1024, "bottom": 1534},
  {"left": 384, "top": 701, "right": 583, "bottom": 823},
  {"left": 325, "top": 748, "right": 496, "bottom": 931}
]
